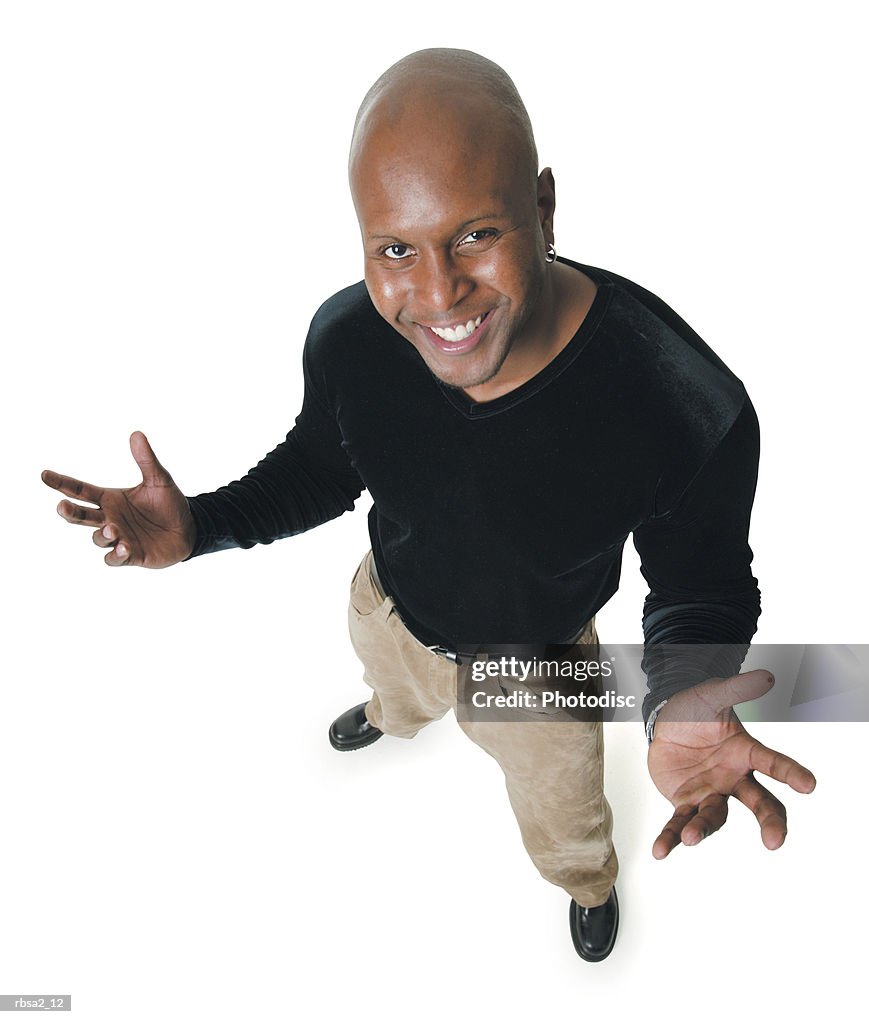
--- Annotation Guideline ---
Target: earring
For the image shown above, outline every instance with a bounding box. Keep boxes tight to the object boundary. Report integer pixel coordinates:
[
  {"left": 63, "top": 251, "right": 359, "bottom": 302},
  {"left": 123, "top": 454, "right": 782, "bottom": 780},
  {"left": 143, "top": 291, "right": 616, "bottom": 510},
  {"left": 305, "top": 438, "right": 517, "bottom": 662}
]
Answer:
[{"left": 545, "top": 243, "right": 556, "bottom": 263}]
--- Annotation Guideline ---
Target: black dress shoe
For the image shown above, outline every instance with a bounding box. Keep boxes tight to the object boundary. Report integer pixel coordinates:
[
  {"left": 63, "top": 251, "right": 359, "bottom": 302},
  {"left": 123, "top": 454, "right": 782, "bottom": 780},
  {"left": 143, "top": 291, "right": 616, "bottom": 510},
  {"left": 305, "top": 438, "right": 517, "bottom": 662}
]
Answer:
[
  {"left": 569, "top": 887, "right": 618, "bottom": 962},
  {"left": 328, "top": 702, "right": 383, "bottom": 752}
]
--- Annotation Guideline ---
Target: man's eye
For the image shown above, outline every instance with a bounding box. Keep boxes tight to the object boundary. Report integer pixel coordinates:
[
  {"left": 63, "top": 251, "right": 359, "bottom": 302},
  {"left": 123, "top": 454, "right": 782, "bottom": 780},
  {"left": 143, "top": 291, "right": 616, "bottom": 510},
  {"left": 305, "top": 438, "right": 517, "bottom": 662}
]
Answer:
[
  {"left": 459, "top": 229, "right": 496, "bottom": 246},
  {"left": 382, "top": 244, "right": 412, "bottom": 260}
]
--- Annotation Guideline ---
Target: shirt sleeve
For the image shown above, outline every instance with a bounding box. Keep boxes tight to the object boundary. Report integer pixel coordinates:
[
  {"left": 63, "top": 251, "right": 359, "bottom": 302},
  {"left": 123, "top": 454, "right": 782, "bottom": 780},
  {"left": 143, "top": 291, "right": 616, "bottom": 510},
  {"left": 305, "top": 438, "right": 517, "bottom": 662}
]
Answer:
[
  {"left": 631, "top": 397, "right": 762, "bottom": 723},
  {"left": 183, "top": 348, "right": 365, "bottom": 558}
]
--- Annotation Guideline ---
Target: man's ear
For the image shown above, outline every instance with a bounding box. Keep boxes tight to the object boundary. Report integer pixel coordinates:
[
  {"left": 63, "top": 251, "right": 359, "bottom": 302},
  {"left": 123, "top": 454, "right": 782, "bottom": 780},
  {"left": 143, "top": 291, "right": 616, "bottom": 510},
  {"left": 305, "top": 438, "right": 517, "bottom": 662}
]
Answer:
[{"left": 537, "top": 167, "right": 556, "bottom": 247}]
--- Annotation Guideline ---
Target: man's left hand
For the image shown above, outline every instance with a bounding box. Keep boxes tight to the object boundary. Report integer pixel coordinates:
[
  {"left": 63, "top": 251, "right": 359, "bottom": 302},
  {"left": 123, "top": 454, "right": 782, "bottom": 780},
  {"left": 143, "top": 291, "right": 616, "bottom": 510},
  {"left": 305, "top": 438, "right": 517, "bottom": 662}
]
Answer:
[{"left": 647, "top": 670, "right": 816, "bottom": 860}]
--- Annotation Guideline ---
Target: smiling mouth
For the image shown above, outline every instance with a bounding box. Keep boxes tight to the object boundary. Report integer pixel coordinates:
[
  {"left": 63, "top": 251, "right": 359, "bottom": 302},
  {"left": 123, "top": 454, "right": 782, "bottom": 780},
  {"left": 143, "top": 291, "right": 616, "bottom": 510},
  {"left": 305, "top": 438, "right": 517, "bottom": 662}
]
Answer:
[{"left": 419, "top": 310, "right": 493, "bottom": 354}]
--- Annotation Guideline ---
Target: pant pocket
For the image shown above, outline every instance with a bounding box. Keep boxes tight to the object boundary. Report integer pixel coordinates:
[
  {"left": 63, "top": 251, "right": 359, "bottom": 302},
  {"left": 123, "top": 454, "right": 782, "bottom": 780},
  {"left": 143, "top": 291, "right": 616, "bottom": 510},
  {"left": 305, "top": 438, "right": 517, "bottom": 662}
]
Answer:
[{"left": 349, "top": 550, "right": 388, "bottom": 618}]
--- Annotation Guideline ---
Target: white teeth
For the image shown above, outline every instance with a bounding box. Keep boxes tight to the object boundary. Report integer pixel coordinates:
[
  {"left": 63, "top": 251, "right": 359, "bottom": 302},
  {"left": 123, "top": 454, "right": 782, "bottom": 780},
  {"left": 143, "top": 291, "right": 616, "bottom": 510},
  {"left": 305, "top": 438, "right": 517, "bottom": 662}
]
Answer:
[{"left": 430, "top": 313, "right": 484, "bottom": 342}]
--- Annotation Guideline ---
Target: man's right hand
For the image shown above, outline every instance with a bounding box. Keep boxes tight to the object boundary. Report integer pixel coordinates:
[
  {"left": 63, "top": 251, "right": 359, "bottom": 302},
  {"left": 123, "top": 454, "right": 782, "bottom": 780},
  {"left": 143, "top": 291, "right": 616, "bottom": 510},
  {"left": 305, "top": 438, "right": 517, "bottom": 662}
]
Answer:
[{"left": 42, "top": 431, "right": 196, "bottom": 568}]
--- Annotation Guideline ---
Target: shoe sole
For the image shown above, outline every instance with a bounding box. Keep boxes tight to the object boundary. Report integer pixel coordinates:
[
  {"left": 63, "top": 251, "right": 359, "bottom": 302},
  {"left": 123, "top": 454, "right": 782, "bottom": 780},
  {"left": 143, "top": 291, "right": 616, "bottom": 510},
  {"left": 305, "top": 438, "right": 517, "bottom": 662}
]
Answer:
[{"left": 328, "top": 726, "right": 384, "bottom": 752}]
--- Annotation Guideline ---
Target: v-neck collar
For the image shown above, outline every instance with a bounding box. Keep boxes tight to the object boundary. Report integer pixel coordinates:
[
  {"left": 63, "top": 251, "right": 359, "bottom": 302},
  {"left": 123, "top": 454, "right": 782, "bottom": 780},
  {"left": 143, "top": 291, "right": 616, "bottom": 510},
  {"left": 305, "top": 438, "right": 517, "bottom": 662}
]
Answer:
[{"left": 434, "top": 258, "right": 614, "bottom": 419}]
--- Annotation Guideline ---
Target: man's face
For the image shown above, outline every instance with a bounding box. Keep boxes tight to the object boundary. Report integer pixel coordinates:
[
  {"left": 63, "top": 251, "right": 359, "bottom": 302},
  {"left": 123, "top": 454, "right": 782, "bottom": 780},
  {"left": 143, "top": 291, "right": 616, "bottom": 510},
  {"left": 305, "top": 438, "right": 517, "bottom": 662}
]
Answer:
[{"left": 350, "top": 108, "right": 553, "bottom": 391}]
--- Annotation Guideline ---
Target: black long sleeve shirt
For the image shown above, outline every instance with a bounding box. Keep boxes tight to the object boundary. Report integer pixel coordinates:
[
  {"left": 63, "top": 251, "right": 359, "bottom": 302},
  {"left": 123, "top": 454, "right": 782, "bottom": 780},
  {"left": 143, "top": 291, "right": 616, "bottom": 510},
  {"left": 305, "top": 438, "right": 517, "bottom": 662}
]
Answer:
[{"left": 186, "top": 259, "right": 762, "bottom": 721}]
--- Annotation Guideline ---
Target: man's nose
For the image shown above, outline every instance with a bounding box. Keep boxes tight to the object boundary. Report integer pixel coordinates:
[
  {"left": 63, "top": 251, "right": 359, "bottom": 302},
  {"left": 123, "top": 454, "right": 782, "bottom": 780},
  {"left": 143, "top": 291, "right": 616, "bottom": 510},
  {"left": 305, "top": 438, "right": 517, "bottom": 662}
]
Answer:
[{"left": 411, "top": 250, "right": 472, "bottom": 315}]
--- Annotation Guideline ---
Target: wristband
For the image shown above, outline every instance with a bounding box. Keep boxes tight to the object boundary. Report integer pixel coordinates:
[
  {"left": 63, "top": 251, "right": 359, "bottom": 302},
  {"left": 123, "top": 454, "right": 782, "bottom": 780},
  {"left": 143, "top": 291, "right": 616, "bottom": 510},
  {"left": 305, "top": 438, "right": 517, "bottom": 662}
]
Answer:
[{"left": 645, "top": 698, "right": 669, "bottom": 746}]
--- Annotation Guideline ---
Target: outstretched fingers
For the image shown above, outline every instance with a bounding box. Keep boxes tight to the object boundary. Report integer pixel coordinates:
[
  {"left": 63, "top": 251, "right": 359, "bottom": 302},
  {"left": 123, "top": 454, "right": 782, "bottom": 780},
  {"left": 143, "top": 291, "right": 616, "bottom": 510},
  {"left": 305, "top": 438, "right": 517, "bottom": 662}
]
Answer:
[
  {"left": 56, "top": 498, "right": 105, "bottom": 527},
  {"left": 747, "top": 739, "right": 817, "bottom": 794},
  {"left": 653, "top": 806, "right": 694, "bottom": 860},
  {"left": 732, "top": 775, "right": 789, "bottom": 850},
  {"left": 42, "top": 469, "right": 104, "bottom": 507},
  {"left": 681, "top": 793, "right": 729, "bottom": 847},
  {"left": 652, "top": 794, "right": 730, "bottom": 859}
]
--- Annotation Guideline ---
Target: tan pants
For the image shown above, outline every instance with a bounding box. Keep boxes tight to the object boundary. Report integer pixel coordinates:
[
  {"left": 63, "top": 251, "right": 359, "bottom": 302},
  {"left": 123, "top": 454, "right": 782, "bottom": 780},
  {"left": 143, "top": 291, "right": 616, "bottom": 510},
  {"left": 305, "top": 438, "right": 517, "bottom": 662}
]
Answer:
[{"left": 347, "top": 551, "right": 618, "bottom": 907}]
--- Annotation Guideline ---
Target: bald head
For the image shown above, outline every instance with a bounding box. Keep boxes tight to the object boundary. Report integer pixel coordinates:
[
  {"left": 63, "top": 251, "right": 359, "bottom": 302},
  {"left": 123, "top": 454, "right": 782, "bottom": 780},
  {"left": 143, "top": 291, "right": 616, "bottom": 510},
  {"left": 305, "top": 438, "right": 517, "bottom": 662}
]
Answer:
[
  {"left": 347, "top": 50, "right": 562, "bottom": 396},
  {"left": 349, "top": 49, "right": 539, "bottom": 196}
]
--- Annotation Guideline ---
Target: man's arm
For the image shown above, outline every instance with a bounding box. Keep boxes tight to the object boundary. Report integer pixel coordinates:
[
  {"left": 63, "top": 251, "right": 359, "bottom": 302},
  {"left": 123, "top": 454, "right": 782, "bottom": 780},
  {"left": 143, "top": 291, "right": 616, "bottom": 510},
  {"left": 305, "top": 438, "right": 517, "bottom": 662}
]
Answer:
[
  {"left": 185, "top": 364, "right": 364, "bottom": 557},
  {"left": 633, "top": 399, "right": 762, "bottom": 722},
  {"left": 632, "top": 398, "right": 815, "bottom": 857}
]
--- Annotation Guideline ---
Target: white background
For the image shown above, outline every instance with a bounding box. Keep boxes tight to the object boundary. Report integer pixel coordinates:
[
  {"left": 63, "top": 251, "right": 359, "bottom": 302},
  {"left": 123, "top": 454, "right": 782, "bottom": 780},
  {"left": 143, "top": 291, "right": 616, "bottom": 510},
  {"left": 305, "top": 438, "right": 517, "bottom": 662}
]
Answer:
[{"left": 2, "top": 1, "right": 866, "bottom": 1021}]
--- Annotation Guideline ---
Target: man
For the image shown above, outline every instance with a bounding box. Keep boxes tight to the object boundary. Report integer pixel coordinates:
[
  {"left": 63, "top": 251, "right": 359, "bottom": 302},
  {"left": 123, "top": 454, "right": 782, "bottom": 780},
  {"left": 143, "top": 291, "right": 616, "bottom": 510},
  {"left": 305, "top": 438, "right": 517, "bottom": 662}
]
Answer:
[{"left": 42, "top": 48, "right": 815, "bottom": 963}]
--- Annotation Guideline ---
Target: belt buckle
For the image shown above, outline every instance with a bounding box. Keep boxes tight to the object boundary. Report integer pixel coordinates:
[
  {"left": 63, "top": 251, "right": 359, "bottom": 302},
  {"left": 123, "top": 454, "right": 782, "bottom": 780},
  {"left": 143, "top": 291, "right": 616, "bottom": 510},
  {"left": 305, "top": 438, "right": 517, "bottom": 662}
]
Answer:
[{"left": 430, "top": 645, "right": 462, "bottom": 665}]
